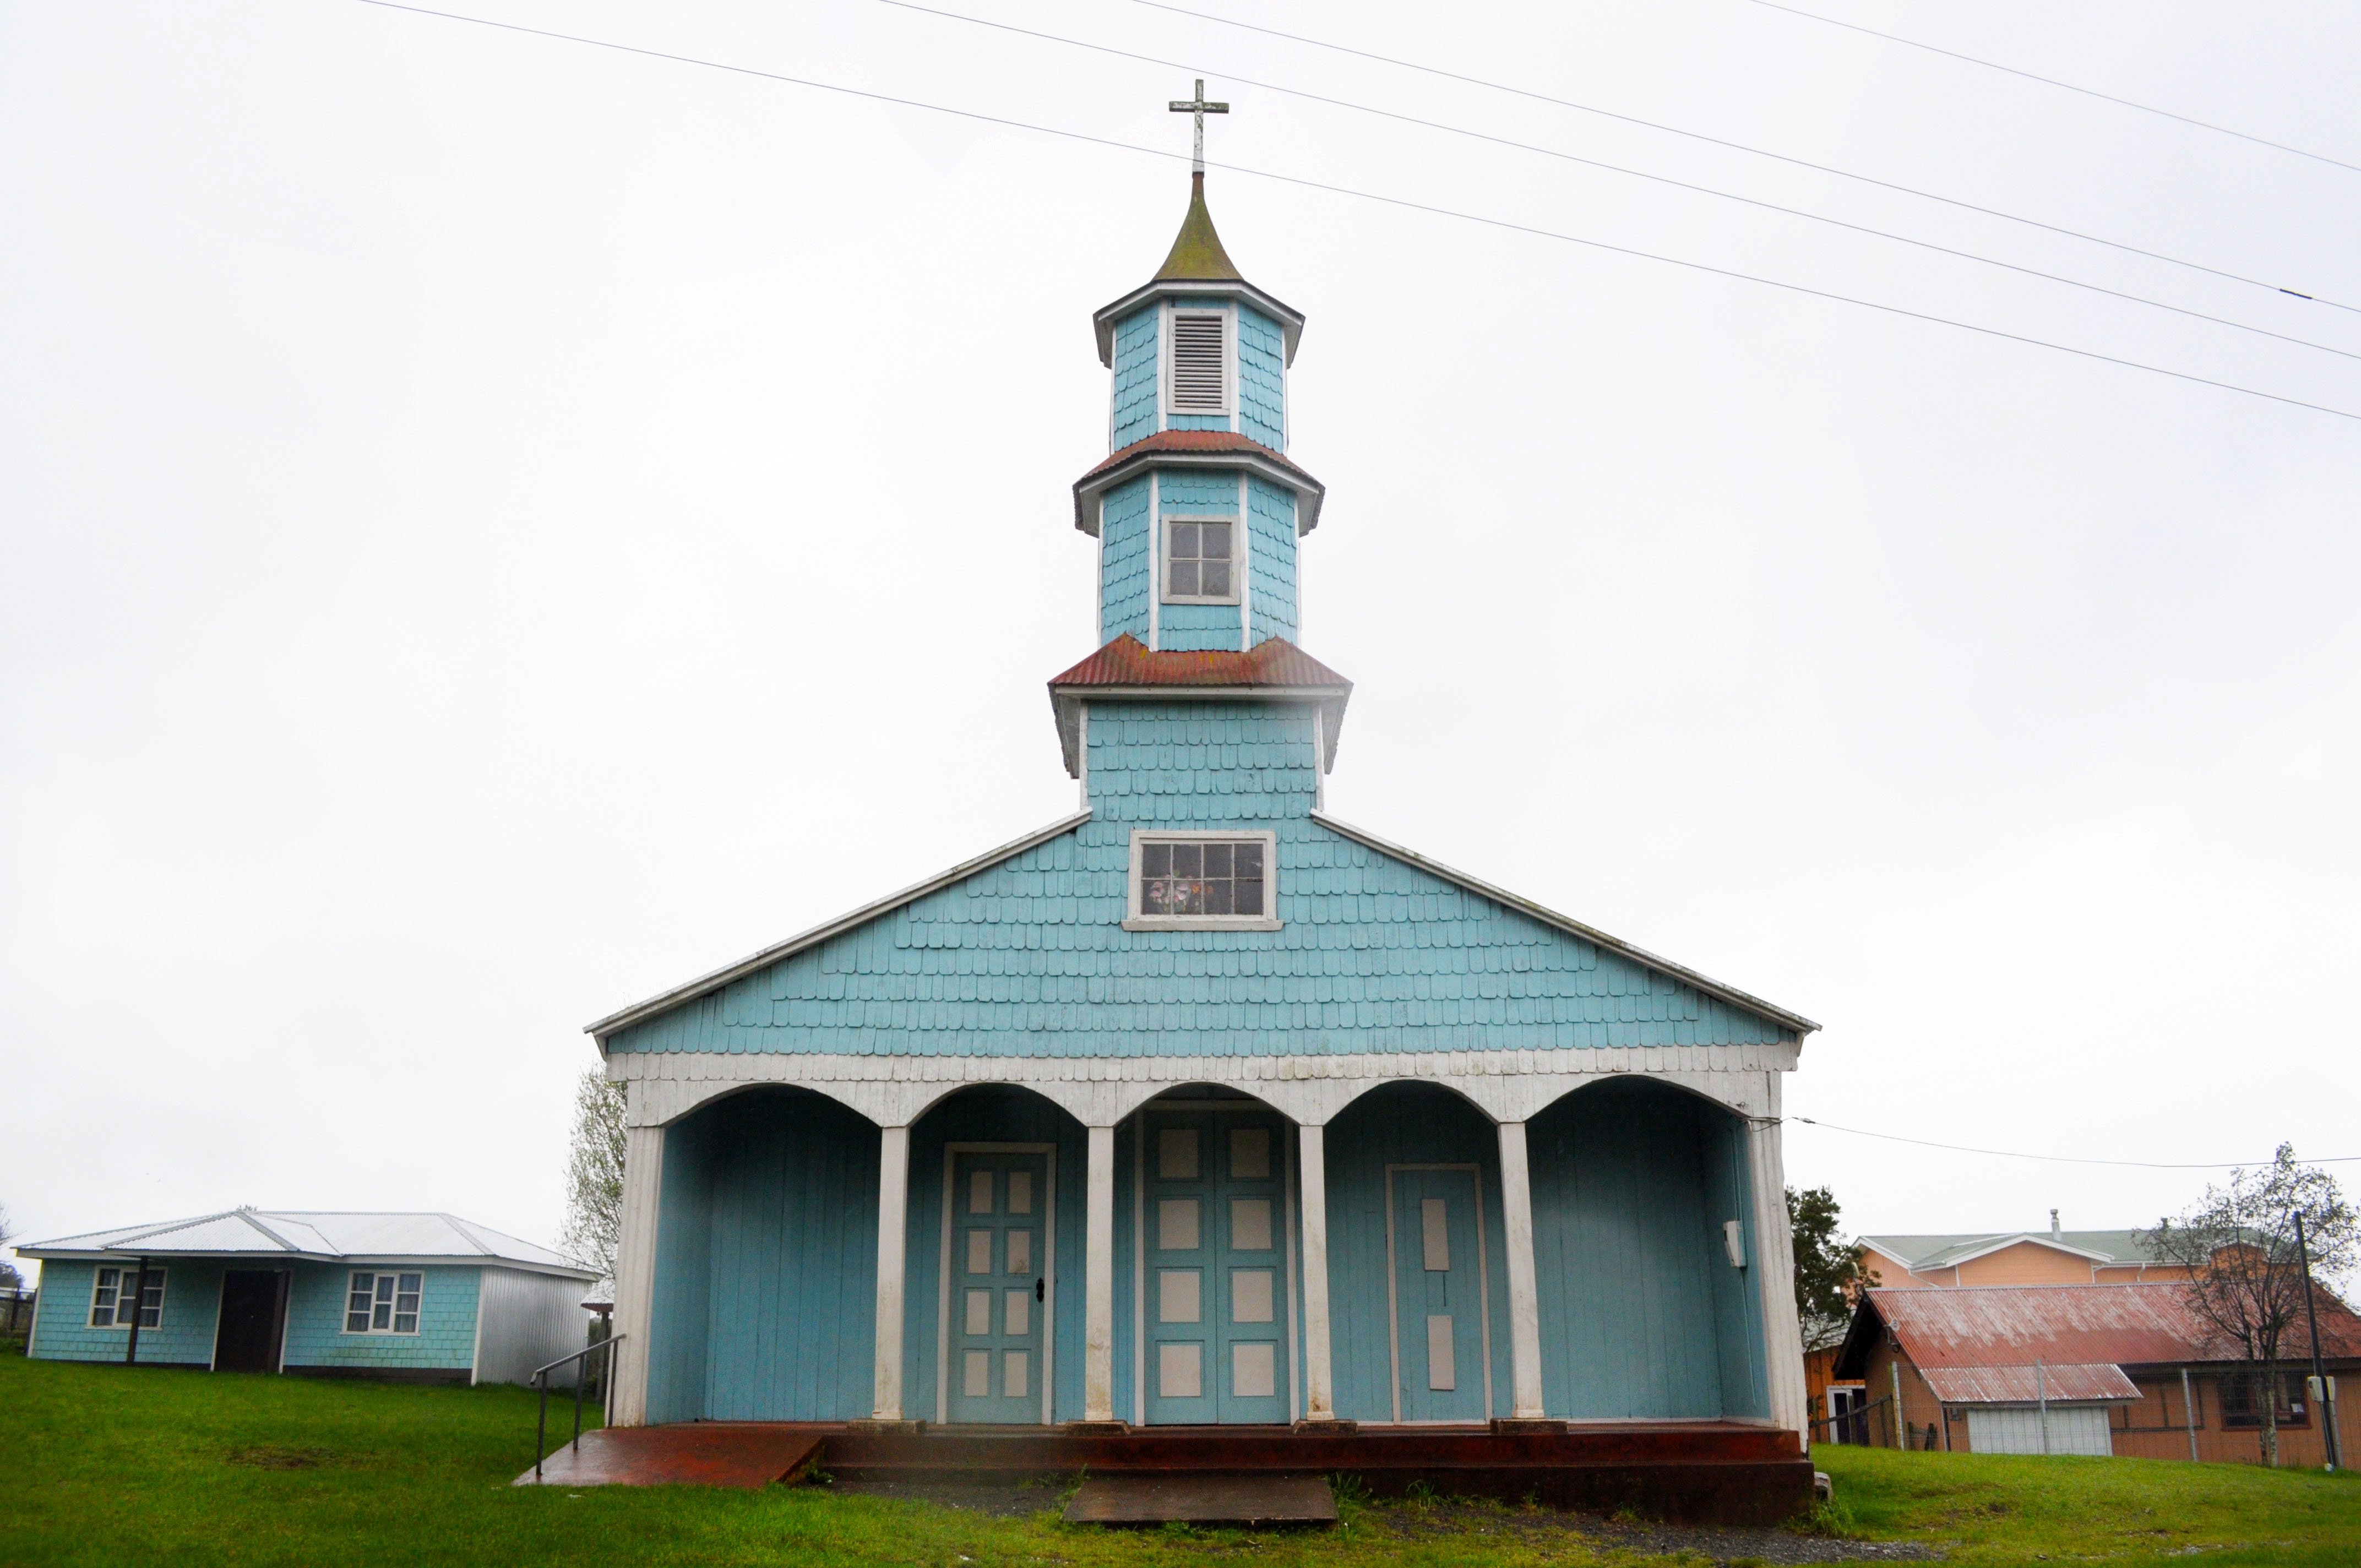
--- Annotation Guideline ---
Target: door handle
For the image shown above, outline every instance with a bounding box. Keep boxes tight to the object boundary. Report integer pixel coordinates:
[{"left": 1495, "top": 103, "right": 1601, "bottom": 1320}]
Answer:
[{"left": 1036, "top": 1277, "right": 1045, "bottom": 1302}]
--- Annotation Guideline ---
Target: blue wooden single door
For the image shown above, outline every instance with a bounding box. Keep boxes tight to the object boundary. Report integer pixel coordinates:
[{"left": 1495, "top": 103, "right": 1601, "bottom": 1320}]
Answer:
[
  {"left": 948, "top": 1152, "right": 1048, "bottom": 1423},
  {"left": 1144, "top": 1109, "right": 1291, "bottom": 1424},
  {"left": 1391, "top": 1167, "right": 1490, "bottom": 1423}
]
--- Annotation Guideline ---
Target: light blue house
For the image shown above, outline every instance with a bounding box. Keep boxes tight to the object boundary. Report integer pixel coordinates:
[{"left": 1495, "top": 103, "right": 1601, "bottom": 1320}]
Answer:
[
  {"left": 19, "top": 1210, "right": 597, "bottom": 1385},
  {"left": 594, "top": 174, "right": 1818, "bottom": 1438}
]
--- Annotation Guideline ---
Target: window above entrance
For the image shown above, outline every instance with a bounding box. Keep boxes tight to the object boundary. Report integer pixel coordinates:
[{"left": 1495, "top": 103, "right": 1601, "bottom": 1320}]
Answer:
[{"left": 1124, "top": 830, "right": 1280, "bottom": 932}]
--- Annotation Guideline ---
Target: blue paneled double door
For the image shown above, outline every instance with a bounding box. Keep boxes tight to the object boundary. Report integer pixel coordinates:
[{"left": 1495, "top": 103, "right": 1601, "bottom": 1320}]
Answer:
[
  {"left": 947, "top": 1151, "right": 1048, "bottom": 1423},
  {"left": 1142, "top": 1106, "right": 1292, "bottom": 1424}
]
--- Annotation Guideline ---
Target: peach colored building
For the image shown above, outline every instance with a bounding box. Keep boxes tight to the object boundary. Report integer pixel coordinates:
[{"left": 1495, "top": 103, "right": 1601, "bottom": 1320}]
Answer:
[
  {"left": 1860, "top": 1214, "right": 2195, "bottom": 1289},
  {"left": 1830, "top": 1283, "right": 2358, "bottom": 1464}
]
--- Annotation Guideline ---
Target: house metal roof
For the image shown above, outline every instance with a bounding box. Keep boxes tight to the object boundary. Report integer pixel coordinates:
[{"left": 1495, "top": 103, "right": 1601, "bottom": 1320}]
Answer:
[
  {"left": 1835, "top": 1283, "right": 2361, "bottom": 1397},
  {"left": 1047, "top": 636, "right": 1352, "bottom": 780},
  {"left": 1919, "top": 1363, "right": 2141, "bottom": 1404},
  {"left": 19, "top": 1210, "right": 595, "bottom": 1278},
  {"left": 1864, "top": 1228, "right": 2169, "bottom": 1273}
]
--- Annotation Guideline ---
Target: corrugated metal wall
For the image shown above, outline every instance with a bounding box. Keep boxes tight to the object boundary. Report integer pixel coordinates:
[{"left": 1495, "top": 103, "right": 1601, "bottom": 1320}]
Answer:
[
  {"left": 474, "top": 1268, "right": 590, "bottom": 1387},
  {"left": 1528, "top": 1077, "right": 1767, "bottom": 1419},
  {"left": 648, "top": 1086, "right": 880, "bottom": 1422}
]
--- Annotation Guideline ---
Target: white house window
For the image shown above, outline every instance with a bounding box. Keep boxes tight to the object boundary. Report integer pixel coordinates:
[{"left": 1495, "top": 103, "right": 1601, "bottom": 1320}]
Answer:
[
  {"left": 345, "top": 1271, "right": 423, "bottom": 1335},
  {"left": 1164, "top": 518, "right": 1236, "bottom": 602},
  {"left": 89, "top": 1265, "right": 166, "bottom": 1329},
  {"left": 1125, "top": 831, "right": 1281, "bottom": 930},
  {"left": 1168, "top": 312, "right": 1228, "bottom": 414}
]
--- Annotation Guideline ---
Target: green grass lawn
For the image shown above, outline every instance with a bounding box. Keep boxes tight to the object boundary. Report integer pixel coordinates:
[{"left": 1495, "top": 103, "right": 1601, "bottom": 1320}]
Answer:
[{"left": 8, "top": 1348, "right": 2360, "bottom": 1565}]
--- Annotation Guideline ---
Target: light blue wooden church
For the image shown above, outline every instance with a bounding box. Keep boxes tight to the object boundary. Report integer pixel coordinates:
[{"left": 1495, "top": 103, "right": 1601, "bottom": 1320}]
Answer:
[{"left": 593, "top": 173, "right": 1816, "bottom": 1440}]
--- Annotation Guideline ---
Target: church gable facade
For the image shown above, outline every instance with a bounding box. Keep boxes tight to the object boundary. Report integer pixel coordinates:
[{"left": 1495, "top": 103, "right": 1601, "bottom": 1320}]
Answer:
[{"left": 597, "top": 174, "right": 1815, "bottom": 1439}]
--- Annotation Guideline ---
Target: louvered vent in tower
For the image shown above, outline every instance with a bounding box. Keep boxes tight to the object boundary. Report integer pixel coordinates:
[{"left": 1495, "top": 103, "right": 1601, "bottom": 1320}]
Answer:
[{"left": 1169, "top": 313, "right": 1227, "bottom": 413}]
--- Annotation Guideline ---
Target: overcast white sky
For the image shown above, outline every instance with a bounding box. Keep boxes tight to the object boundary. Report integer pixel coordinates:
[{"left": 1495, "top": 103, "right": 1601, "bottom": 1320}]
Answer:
[{"left": 6, "top": 0, "right": 2358, "bottom": 1281}]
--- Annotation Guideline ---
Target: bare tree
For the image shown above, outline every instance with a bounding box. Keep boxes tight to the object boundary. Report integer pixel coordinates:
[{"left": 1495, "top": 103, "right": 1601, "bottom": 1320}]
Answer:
[
  {"left": 560, "top": 1072, "right": 628, "bottom": 1279},
  {"left": 2144, "top": 1145, "right": 2357, "bottom": 1466}
]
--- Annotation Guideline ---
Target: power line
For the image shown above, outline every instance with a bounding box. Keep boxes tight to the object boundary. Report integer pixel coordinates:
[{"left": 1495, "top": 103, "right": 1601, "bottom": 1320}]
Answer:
[
  {"left": 878, "top": 0, "right": 2361, "bottom": 365},
  {"left": 1740, "top": 0, "right": 2361, "bottom": 177},
  {"left": 340, "top": 0, "right": 2361, "bottom": 423},
  {"left": 1127, "top": 0, "right": 2360, "bottom": 315},
  {"left": 1788, "top": 1116, "right": 2361, "bottom": 1170}
]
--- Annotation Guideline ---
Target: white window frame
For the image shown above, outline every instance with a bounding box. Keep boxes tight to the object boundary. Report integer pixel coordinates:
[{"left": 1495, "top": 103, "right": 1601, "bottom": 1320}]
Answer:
[
  {"left": 1161, "top": 514, "right": 1241, "bottom": 606},
  {"left": 88, "top": 1264, "right": 166, "bottom": 1330},
  {"left": 1162, "top": 304, "right": 1233, "bottom": 421},
  {"left": 1123, "top": 829, "right": 1282, "bottom": 932},
  {"left": 343, "top": 1270, "right": 426, "bottom": 1336}
]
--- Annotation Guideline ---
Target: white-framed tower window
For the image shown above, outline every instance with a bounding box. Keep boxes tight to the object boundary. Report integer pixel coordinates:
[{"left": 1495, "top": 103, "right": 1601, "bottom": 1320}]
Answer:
[
  {"left": 88, "top": 1265, "right": 166, "bottom": 1329},
  {"left": 1123, "top": 829, "right": 1281, "bottom": 931},
  {"left": 344, "top": 1271, "right": 424, "bottom": 1335},
  {"left": 1163, "top": 516, "right": 1238, "bottom": 603},
  {"left": 1165, "top": 309, "right": 1231, "bottom": 417}
]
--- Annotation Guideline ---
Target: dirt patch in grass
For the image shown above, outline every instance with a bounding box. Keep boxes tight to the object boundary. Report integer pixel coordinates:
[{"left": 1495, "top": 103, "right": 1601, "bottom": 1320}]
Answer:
[
  {"left": 1354, "top": 1495, "right": 1941, "bottom": 1565},
  {"left": 224, "top": 1445, "right": 349, "bottom": 1471}
]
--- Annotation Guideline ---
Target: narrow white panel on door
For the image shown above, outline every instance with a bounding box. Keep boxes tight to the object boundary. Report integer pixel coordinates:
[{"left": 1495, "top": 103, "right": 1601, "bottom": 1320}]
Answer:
[
  {"left": 964, "top": 1288, "right": 991, "bottom": 1336},
  {"left": 1158, "top": 1128, "right": 1200, "bottom": 1180},
  {"left": 1007, "top": 1229, "right": 1033, "bottom": 1275},
  {"left": 1421, "top": 1198, "right": 1450, "bottom": 1272},
  {"left": 1230, "top": 1127, "right": 1270, "bottom": 1178},
  {"left": 1004, "top": 1351, "right": 1029, "bottom": 1400},
  {"left": 1008, "top": 1170, "right": 1033, "bottom": 1214},
  {"left": 963, "top": 1350, "right": 992, "bottom": 1398},
  {"left": 1159, "top": 1270, "right": 1201, "bottom": 1324},
  {"left": 1159, "top": 1342, "right": 1203, "bottom": 1399},
  {"left": 970, "top": 1170, "right": 994, "bottom": 1214},
  {"left": 1005, "top": 1288, "right": 1031, "bottom": 1337},
  {"left": 1157, "top": 1198, "right": 1200, "bottom": 1251},
  {"left": 1426, "top": 1314, "right": 1456, "bottom": 1391},
  {"left": 1232, "top": 1269, "right": 1274, "bottom": 1323},
  {"left": 966, "top": 1229, "right": 992, "bottom": 1275},
  {"left": 1231, "top": 1197, "right": 1273, "bottom": 1251},
  {"left": 1234, "top": 1342, "right": 1277, "bottom": 1398}
]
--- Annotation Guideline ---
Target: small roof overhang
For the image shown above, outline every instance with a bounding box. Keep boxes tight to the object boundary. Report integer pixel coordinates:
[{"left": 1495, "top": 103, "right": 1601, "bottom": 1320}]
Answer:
[
  {"left": 1920, "top": 1363, "right": 2141, "bottom": 1405},
  {"left": 1092, "top": 276, "right": 1306, "bottom": 368},
  {"left": 1048, "top": 636, "right": 1352, "bottom": 779},
  {"left": 1074, "top": 432, "right": 1325, "bottom": 536}
]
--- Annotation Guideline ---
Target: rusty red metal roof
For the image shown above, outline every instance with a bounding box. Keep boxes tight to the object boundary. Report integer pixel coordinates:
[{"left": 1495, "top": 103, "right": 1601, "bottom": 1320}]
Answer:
[
  {"left": 1839, "top": 1283, "right": 2361, "bottom": 1390},
  {"left": 1078, "top": 430, "right": 1315, "bottom": 482},
  {"left": 1919, "top": 1363, "right": 2140, "bottom": 1404},
  {"left": 1050, "top": 635, "right": 1351, "bottom": 692}
]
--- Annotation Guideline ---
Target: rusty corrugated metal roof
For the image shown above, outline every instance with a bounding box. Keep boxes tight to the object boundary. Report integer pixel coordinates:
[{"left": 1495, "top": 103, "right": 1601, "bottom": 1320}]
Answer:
[
  {"left": 1919, "top": 1363, "right": 2140, "bottom": 1404},
  {"left": 1841, "top": 1283, "right": 2361, "bottom": 1382},
  {"left": 1049, "top": 634, "right": 1351, "bottom": 692},
  {"left": 1078, "top": 429, "right": 1318, "bottom": 483}
]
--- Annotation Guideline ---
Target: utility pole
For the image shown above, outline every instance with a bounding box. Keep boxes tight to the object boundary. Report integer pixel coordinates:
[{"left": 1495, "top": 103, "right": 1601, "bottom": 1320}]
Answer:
[{"left": 2295, "top": 1211, "right": 2342, "bottom": 1471}]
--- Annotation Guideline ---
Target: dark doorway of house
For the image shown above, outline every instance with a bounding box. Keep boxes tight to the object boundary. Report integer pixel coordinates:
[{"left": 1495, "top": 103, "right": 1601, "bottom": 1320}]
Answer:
[{"left": 215, "top": 1270, "right": 283, "bottom": 1373}]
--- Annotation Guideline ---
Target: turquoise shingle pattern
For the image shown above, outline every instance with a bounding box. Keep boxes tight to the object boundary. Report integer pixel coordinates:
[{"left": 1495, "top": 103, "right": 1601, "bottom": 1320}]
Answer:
[
  {"left": 1157, "top": 602, "right": 1243, "bottom": 651},
  {"left": 1246, "top": 477, "right": 1298, "bottom": 644},
  {"left": 606, "top": 703, "right": 1796, "bottom": 1059},
  {"left": 1167, "top": 413, "right": 1231, "bottom": 433},
  {"left": 1157, "top": 471, "right": 1241, "bottom": 516},
  {"left": 282, "top": 1264, "right": 480, "bottom": 1372},
  {"left": 1098, "top": 477, "right": 1151, "bottom": 644},
  {"left": 1110, "top": 308, "right": 1159, "bottom": 450},
  {"left": 1237, "top": 304, "right": 1286, "bottom": 450},
  {"left": 28, "top": 1260, "right": 223, "bottom": 1365}
]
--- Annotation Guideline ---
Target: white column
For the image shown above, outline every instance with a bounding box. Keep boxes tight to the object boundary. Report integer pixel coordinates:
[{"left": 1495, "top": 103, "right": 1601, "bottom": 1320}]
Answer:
[
  {"left": 1083, "top": 1124, "right": 1118, "bottom": 1423},
  {"left": 608, "top": 1119, "right": 666, "bottom": 1428},
  {"left": 1296, "top": 1123, "right": 1338, "bottom": 1421},
  {"left": 1747, "top": 1075, "right": 1810, "bottom": 1440},
  {"left": 1495, "top": 1120, "right": 1549, "bottom": 1420},
  {"left": 871, "top": 1124, "right": 912, "bottom": 1422}
]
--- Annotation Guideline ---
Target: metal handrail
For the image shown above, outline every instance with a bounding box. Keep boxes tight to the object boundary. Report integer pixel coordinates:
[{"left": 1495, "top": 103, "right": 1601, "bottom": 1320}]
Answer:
[{"left": 533, "top": 1333, "right": 625, "bottom": 1482}]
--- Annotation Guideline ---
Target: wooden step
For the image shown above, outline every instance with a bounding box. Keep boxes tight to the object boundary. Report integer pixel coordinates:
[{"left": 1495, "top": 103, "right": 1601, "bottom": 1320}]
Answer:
[{"left": 1064, "top": 1473, "right": 1337, "bottom": 1527}]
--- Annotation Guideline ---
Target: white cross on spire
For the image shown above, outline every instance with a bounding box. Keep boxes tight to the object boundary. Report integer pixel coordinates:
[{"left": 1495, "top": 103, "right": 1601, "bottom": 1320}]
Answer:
[{"left": 1168, "top": 79, "right": 1229, "bottom": 176}]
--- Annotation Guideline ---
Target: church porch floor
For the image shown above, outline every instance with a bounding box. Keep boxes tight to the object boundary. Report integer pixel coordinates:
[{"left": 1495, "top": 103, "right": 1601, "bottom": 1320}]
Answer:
[{"left": 520, "top": 1420, "right": 1813, "bottom": 1525}]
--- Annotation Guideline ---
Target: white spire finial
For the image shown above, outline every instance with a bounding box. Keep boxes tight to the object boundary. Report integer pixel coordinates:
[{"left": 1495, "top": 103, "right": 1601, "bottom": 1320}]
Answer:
[{"left": 1168, "top": 79, "right": 1230, "bottom": 176}]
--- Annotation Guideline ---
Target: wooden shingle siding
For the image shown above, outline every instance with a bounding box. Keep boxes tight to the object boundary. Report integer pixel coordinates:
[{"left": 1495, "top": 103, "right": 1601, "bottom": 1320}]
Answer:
[
  {"left": 648, "top": 1088, "right": 880, "bottom": 1422},
  {"left": 27, "top": 1259, "right": 223, "bottom": 1366},
  {"left": 1236, "top": 306, "right": 1287, "bottom": 450},
  {"left": 1098, "top": 477, "right": 1153, "bottom": 645},
  {"left": 1245, "top": 478, "right": 1298, "bottom": 645},
  {"left": 1528, "top": 1079, "right": 1767, "bottom": 1419},
  {"left": 1157, "top": 470, "right": 1245, "bottom": 652},
  {"left": 282, "top": 1263, "right": 478, "bottom": 1375},
  {"left": 606, "top": 705, "right": 1796, "bottom": 1062},
  {"left": 1110, "top": 308, "right": 1160, "bottom": 450}
]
